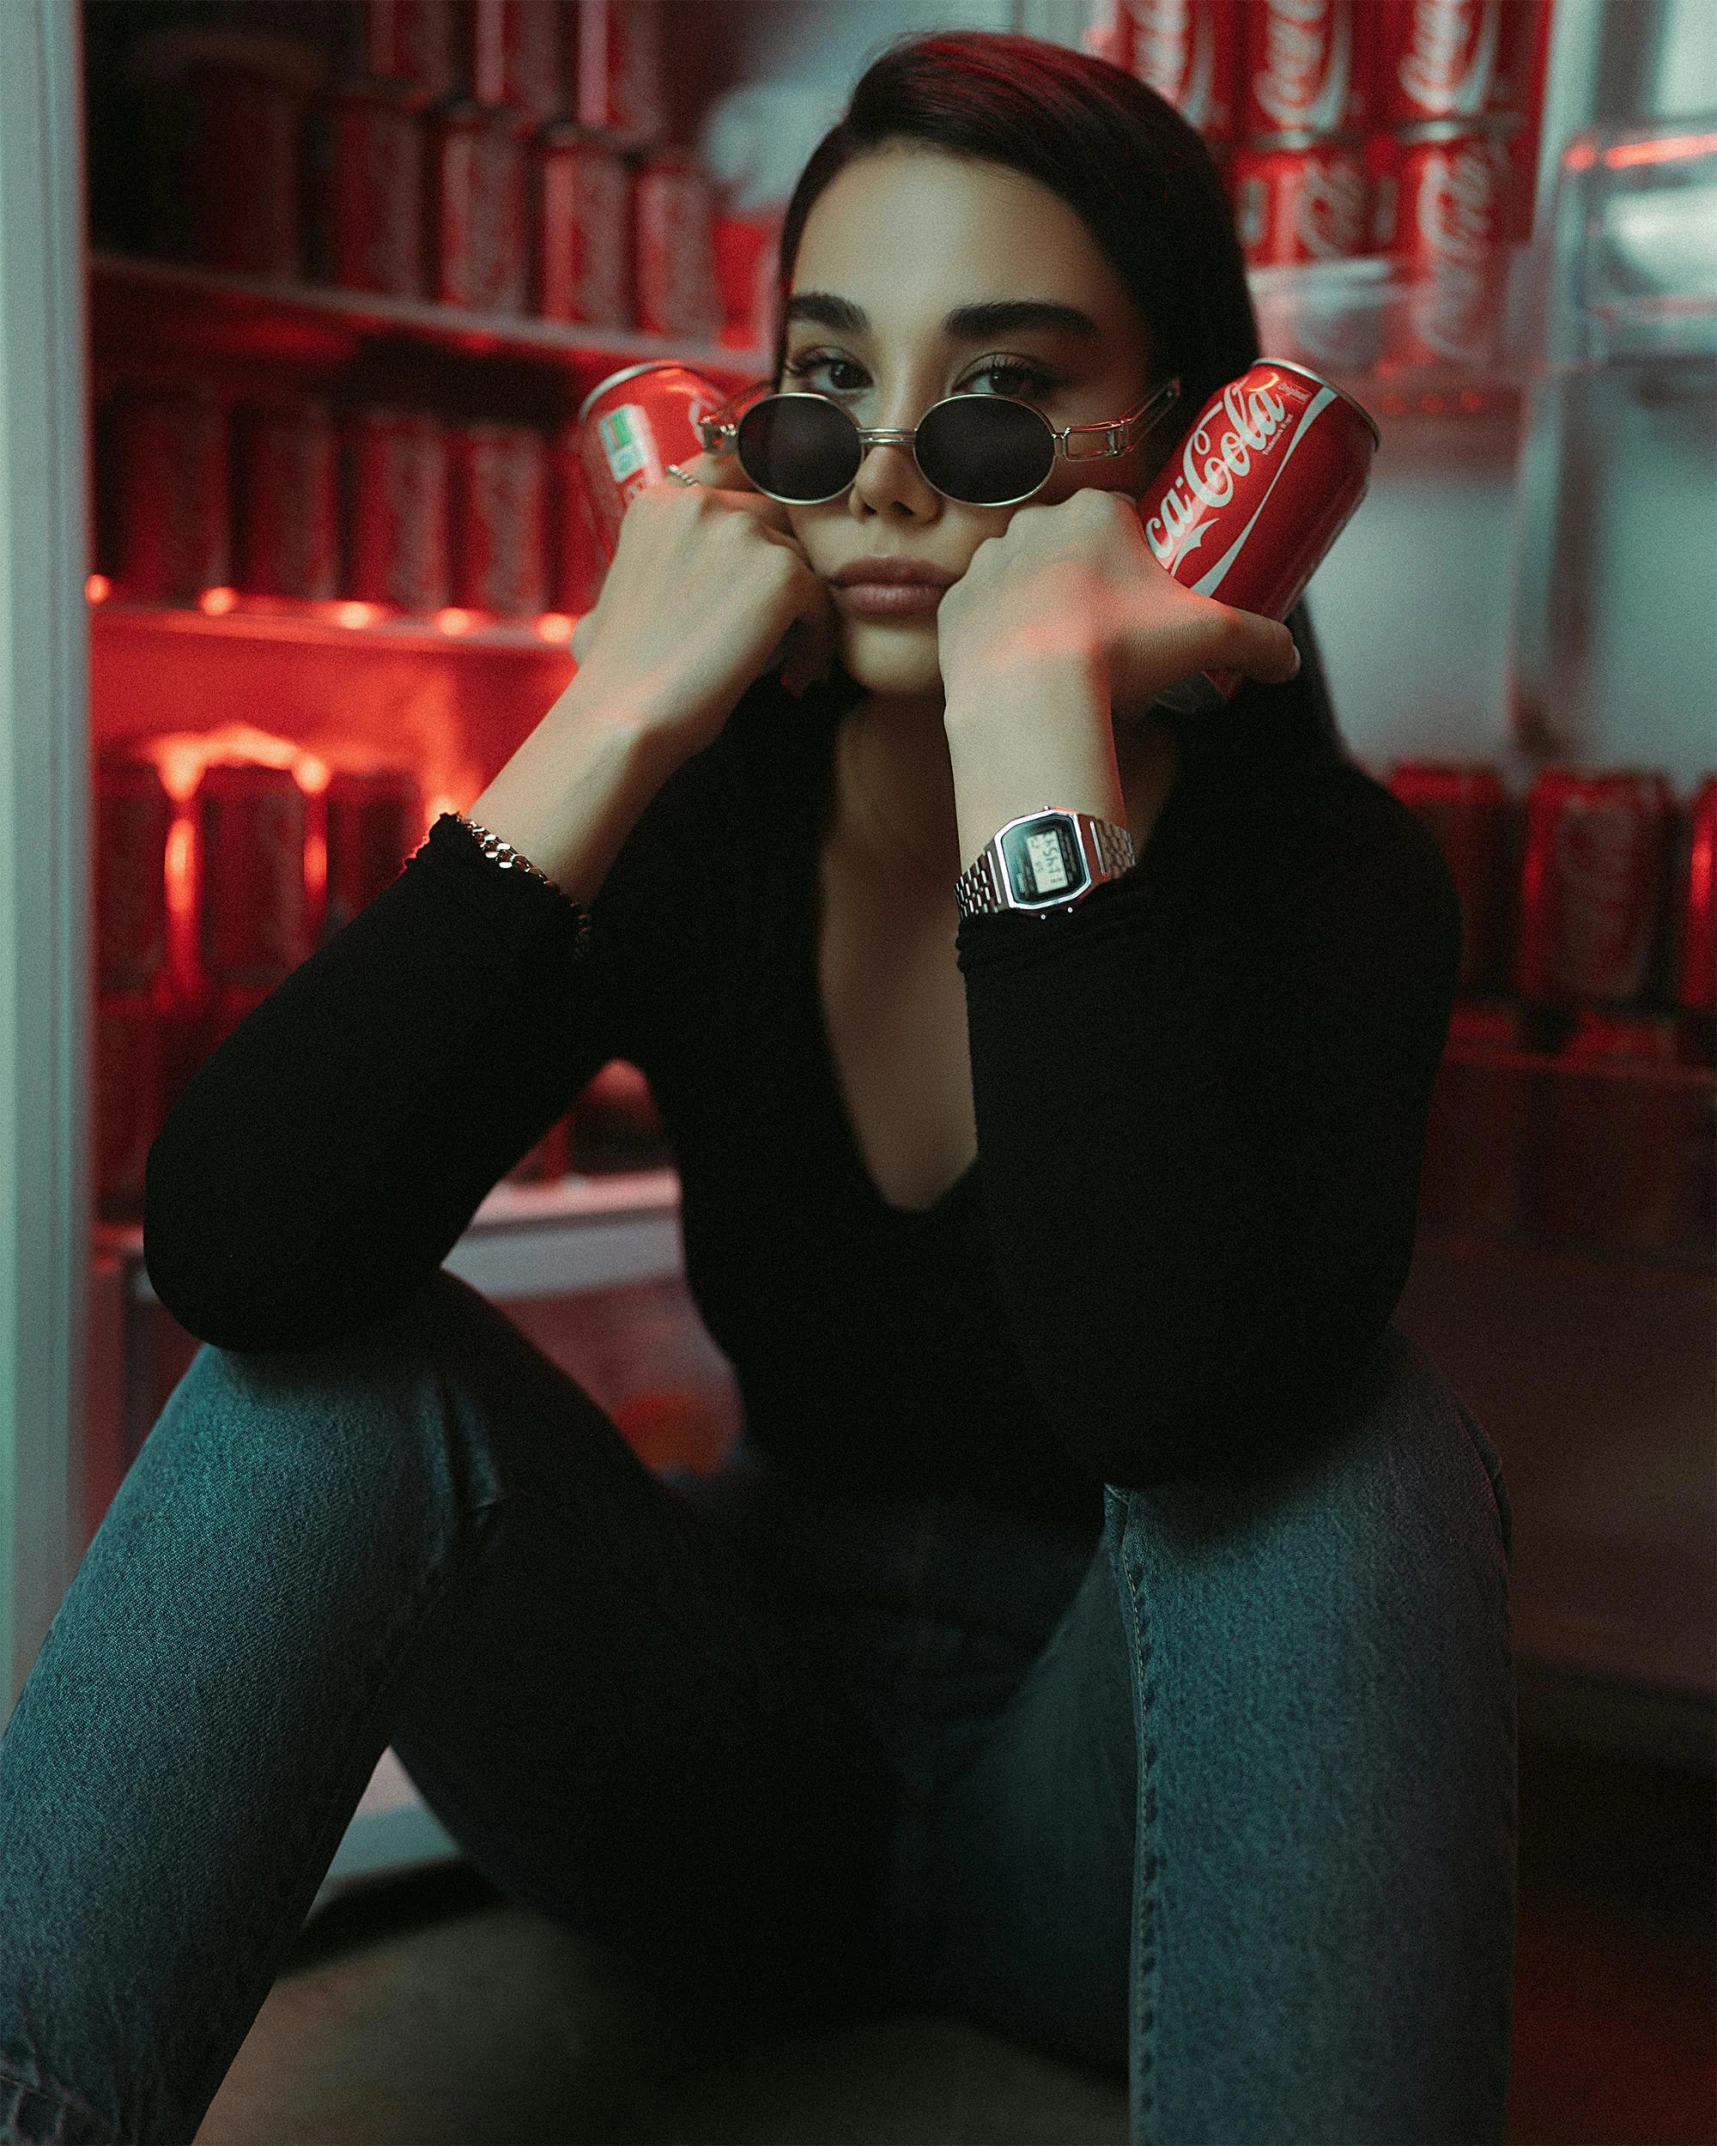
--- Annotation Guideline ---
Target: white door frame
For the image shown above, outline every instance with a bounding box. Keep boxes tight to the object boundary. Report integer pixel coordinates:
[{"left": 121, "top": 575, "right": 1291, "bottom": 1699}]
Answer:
[{"left": 0, "top": 0, "right": 89, "bottom": 1713}]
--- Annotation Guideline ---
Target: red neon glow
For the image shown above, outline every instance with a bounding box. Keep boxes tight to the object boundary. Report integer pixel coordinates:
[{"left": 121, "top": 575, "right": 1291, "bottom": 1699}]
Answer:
[
  {"left": 335, "top": 600, "right": 382, "bottom": 629},
  {"left": 435, "top": 607, "right": 477, "bottom": 636},
  {"left": 534, "top": 612, "right": 575, "bottom": 644},
  {"left": 1562, "top": 139, "right": 1598, "bottom": 172},
  {"left": 1604, "top": 132, "right": 1717, "bottom": 170},
  {"left": 85, "top": 573, "right": 111, "bottom": 604},
  {"left": 199, "top": 586, "right": 238, "bottom": 617},
  {"left": 304, "top": 830, "right": 328, "bottom": 906}
]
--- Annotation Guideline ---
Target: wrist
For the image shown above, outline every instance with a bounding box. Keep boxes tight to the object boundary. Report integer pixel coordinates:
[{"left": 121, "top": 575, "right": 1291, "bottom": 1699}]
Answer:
[{"left": 943, "top": 653, "right": 1124, "bottom": 873}]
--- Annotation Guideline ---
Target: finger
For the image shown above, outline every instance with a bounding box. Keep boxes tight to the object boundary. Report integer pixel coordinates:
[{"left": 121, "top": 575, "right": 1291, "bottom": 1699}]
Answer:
[
  {"left": 1214, "top": 604, "right": 1300, "bottom": 685},
  {"left": 666, "top": 448, "right": 797, "bottom": 533},
  {"left": 775, "top": 557, "right": 836, "bottom": 698}
]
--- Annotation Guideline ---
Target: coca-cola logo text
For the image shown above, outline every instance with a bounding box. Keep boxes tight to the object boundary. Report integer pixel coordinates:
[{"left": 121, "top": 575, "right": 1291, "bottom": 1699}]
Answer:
[
  {"left": 1145, "top": 374, "right": 1291, "bottom": 569},
  {"left": 1397, "top": 0, "right": 1497, "bottom": 117},
  {"left": 1409, "top": 141, "right": 1505, "bottom": 357},
  {"left": 1293, "top": 156, "right": 1367, "bottom": 259},
  {"left": 1130, "top": 0, "right": 1195, "bottom": 105},
  {"left": 1252, "top": 0, "right": 1346, "bottom": 132}
]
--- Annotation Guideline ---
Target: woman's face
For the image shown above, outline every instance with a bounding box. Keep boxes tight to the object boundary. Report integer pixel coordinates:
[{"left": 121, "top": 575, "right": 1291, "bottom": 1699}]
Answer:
[{"left": 780, "top": 146, "right": 1162, "bottom": 700}]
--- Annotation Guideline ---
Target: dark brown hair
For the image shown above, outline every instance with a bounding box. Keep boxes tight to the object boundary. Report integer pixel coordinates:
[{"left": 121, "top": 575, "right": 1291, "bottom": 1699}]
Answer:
[{"left": 774, "top": 29, "right": 1259, "bottom": 420}]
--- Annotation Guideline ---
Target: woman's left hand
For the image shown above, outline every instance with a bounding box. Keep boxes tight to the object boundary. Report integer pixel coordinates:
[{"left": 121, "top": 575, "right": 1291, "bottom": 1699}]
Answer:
[{"left": 937, "top": 485, "right": 1299, "bottom": 719}]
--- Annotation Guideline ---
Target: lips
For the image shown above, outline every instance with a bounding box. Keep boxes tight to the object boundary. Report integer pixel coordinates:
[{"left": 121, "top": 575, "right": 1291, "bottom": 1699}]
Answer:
[{"left": 829, "top": 557, "right": 960, "bottom": 588}]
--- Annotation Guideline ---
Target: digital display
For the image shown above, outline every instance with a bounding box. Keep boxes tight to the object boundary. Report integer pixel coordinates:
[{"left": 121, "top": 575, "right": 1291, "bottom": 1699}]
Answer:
[
  {"left": 1002, "top": 816, "right": 1086, "bottom": 905},
  {"left": 1025, "top": 829, "right": 1071, "bottom": 892}
]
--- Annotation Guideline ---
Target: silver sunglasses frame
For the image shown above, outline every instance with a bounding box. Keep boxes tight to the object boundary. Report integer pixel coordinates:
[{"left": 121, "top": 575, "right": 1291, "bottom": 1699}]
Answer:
[{"left": 696, "top": 375, "right": 1182, "bottom": 506}]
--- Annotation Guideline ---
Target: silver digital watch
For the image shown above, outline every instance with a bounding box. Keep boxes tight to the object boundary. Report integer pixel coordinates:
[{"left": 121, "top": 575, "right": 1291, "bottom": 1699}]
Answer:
[{"left": 955, "top": 808, "right": 1136, "bottom": 921}]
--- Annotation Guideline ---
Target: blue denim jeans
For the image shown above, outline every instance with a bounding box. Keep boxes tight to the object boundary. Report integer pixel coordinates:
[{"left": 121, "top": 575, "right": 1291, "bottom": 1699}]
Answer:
[{"left": 0, "top": 1270, "right": 1515, "bottom": 2145}]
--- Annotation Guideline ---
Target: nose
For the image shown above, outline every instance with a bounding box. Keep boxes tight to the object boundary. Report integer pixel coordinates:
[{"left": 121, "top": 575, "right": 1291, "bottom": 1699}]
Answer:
[{"left": 846, "top": 426, "right": 941, "bottom": 523}]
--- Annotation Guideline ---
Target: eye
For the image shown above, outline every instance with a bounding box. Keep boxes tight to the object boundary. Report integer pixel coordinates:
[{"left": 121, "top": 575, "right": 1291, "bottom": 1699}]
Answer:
[
  {"left": 958, "top": 356, "right": 1062, "bottom": 401},
  {"left": 782, "top": 348, "right": 869, "bottom": 397}
]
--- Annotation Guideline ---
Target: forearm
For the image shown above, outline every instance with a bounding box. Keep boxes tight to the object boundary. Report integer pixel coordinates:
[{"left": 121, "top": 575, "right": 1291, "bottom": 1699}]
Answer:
[{"left": 942, "top": 649, "right": 1125, "bottom": 866}]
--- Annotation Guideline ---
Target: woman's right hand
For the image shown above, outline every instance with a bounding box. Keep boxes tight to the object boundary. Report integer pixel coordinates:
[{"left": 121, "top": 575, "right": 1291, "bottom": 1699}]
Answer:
[{"left": 567, "top": 450, "right": 835, "bottom": 769}]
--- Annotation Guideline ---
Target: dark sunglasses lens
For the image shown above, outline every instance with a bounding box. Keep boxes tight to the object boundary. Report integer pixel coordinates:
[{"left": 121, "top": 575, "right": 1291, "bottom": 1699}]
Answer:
[
  {"left": 735, "top": 397, "right": 860, "bottom": 502},
  {"left": 916, "top": 397, "right": 1055, "bottom": 504}
]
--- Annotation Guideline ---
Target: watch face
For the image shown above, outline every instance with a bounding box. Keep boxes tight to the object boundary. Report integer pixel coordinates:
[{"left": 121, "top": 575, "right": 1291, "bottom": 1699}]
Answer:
[{"left": 1001, "top": 814, "right": 1088, "bottom": 906}]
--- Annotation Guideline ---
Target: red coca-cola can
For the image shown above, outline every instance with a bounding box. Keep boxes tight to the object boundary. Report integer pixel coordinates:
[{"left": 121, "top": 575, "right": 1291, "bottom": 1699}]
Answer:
[
  {"left": 533, "top": 125, "right": 633, "bottom": 326},
  {"left": 429, "top": 103, "right": 530, "bottom": 314},
  {"left": 1380, "top": 122, "right": 1515, "bottom": 365},
  {"left": 362, "top": 0, "right": 462, "bottom": 103},
  {"left": 346, "top": 408, "right": 450, "bottom": 613},
  {"left": 179, "top": 49, "right": 320, "bottom": 280},
  {"left": 473, "top": 0, "right": 566, "bottom": 119},
  {"left": 1374, "top": 0, "right": 1530, "bottom": 127},
  {"left": 1137, "top": 360, "right": 1379, "bottom": 709},
  {"left": 712, "top": 209, "right": 785, "bottom": 354},
  {"left": 575, "top": 0, "right": 668, "bottom": 145},
  {"left": 1122, "top": 0, "right": 1241, "bottom": 143},
  {"left": 506, "top": 1115, "right": 572, "bottom": 1184},
  {"left": 1240, "top": 0, "right": 1374, "bottom": 142},
  {"left": 1388, "top": 763, "right": 1511, "bottom": 992},
  {"left": 1515, "top": 770, "right": 1674, "bottom": 1006},
  {"left": 634, "top": 149, "right": 721, "bottom": 342},
  {"left": 323, "top": 767, "right": 422, "bottom": 939},
  {"left": 96, "top": 992, "right": 165, "bottom": 1215},
  {"left": 196, "top": 762, "right": 310, "bottom": 987},
  {"left": 450, "top": 423, "right": 549, "bottom": 614},
  {"left": 96, "top": 755, "right": 174, "bottom": 992},
  {"left": 234, "top": 400, "right": 339, "bottom": 601},
  {"left": 110, "top": 387, "right": 231, "bottom": 603},
  {"left": 1676, "top": 776, "right": 1715, "bottom": 1014},
  {"left": 1233, "top": 133, "right": 1369, "bottom": 265},
  {"left": 576, "top": 362, "right": 724, "bottom": 558},
  {"left": 548, "top": 426, "right": 609, "bottom": 613},
  {"left": 323, "top": 79, "right": 424, "bottom": 298}
]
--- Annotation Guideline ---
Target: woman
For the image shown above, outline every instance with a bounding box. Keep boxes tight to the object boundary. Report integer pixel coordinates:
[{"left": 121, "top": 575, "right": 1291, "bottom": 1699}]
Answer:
[{"left": 0, "top": 32, "right": 1516, "bottom": 2146}]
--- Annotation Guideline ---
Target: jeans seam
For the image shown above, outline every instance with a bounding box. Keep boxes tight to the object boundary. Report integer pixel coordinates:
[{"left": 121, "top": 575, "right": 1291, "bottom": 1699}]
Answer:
[
  {"left": 176, "top": 1501, "right": 496, "bottom": 2138},
  {"left": 1111, "top": 1505, "right": 1160, "bottom": 2146}
]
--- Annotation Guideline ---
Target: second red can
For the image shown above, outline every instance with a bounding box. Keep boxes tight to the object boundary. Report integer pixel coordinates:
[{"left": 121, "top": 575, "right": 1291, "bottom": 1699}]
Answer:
[
  {"left": 450, "top": 422, "right": 549, "bottom": 615},
  {"left": 1515, "top": 770, "right": 1673, "bottom": 1006},
  {"left": 1122, "top": 0, "right": 1240, "bottom": 144},
  {"left": 1233, "top": 134, "right": 1369, "bottom": 266},
  {"left": 576, "top": 362, "right": 725, "bottom": 558},
  {"left": 1136, "top": 360, "right": 1379, "bottom": 709}
]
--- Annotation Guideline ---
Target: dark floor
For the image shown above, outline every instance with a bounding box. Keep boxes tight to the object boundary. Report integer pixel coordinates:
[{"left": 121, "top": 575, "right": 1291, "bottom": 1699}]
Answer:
[{"left": 193, "top": 1735, "right": 1715, "bottom": 2146}]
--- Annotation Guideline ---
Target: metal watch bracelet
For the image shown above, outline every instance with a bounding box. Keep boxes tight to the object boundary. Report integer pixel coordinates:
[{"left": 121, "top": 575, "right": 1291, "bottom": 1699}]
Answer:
[{"left": 956, "top": 809, "right": 1135, "bottom": 920}]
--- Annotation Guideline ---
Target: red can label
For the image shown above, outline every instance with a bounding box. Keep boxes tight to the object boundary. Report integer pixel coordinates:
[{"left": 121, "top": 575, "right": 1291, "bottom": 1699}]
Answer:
[
  {"left": 196, "top": 762, "right": 310, "bottom": 987},
  {"left": 634, "top": 151, "right": 720, "bottom": 341},
  {"left": 327, "top": 84, "right": 424, "bottom": 298},
  {"left": 235, "top": 400, "right": 338, "bottom": 601},
  {"left": 1241, "top": 0, "right": 1373, "bottom": 141},
  {"left": 576, "top": 0, "right": 667, "bottom": 144},
  {"left": 534, "top": 128, "right": 633, "bottom": 325},
  {"left": 1375, "top": 0, "right": 1523, "bottom": 126},
  {"left": 1233, "top": 135, "right": 1368, "bottom": 265},
  {"left": 1136, "top": 361, "right": 1377, "bottom": 704},
  {"left": 450, "top": 423, "right": 549, "bottom": 615},
  {"left": 431, "top": 107, "right": 528, "bottom": 314},
  {"left": 1678, "top": 777, "right": 1715, "bottom": 1013},
  {"left": 1382, "top": 125, "right": 1514, "bottom": 364},
  {"left": 473, "top": 0, "right": 565, "bottom": 119},
  {"left": 1388, "top": 762, "right": 1510, "bottom": 992},
  {"left": 576, "top": 363, "right": 724, "bottom": 557},
  {"left": 347, "top": 408, "right": 450, "bottom": 613},
  {"left": 1515, "top": 771, "right": 1673, "bottom": 1005},
  {"left": 111, "top": 387, "right": 231, "bottom": 603},
  {"left": 97, "top": 756, "right": 173, "bottom": 992},
  {"left": 1122, "top": 0, "right": 1240, "bottom": 143},
  {"left": 323, "top": 768, "right": 422, "bottom": 939},
  {"left": 363, "top": 0, "right": 461, "bottom": 104}
]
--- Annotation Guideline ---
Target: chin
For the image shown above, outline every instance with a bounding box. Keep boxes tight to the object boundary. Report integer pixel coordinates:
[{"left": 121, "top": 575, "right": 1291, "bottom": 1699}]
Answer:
[{"left": 835, "top": 616, "right": 944, "bottom": 699}]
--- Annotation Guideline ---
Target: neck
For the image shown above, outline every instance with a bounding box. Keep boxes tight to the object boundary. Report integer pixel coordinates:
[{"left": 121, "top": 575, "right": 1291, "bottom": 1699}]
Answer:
[{"left": 838, "top": 684, "right": 964, "bottom": 887}]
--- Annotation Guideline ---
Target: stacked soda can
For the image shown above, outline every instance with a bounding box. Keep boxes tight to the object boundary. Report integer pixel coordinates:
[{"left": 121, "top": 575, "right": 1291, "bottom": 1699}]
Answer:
[
  {"left": 1392, "top": 759, "right": 1715, "bottom": 1261},
  {"left": 1367, "top": 0, "right": 1540, "bottom": 367},
  {"left": 94, "top": 753, "right": 175, "bottom": 1214}
]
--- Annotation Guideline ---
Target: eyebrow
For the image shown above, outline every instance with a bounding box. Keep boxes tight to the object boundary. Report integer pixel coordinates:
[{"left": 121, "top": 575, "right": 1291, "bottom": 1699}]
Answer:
[{"left": 783, "top": 292, "right": 1103, "bottom": 343}]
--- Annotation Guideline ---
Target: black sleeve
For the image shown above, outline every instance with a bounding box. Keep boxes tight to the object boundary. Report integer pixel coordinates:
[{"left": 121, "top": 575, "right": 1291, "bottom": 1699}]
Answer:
[
  {"left": 956, "top": 732, "right": 1460, "bottom": 1490},
  {"left": 143, "top": 814, "right": 629, "bottom": 1352}
]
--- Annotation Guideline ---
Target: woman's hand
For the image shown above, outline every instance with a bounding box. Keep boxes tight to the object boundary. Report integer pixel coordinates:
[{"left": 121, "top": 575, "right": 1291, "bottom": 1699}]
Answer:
[
  {"left": 936, "top": 487, "right": 1298, "bottom": 870},
  {"left": 936, "top": 484, "right": 1298, "bottom": 718},
  {"left": 567, "top": 449, "right": 834, "bottom": 770}
]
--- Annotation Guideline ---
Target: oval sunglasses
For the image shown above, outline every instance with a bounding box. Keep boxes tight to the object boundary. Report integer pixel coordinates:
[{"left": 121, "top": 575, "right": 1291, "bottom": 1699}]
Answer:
[{"left": 695, "top": 375, "right": 1182, "bottom": 508}]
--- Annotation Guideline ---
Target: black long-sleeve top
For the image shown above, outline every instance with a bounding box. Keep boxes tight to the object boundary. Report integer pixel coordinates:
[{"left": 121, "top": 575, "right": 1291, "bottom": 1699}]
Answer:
[{"left": 144, "top": 658, "right": 1459, "bottom": 1534}]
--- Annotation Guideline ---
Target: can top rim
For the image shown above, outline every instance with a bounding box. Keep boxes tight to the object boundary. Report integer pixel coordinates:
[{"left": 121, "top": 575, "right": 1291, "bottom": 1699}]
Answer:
[
  {"left": 577, "top": 361, "right": 708, "bottom": 427},
  {"left": 1261, "top": 358, "right": 1382, "bottom": 449}
]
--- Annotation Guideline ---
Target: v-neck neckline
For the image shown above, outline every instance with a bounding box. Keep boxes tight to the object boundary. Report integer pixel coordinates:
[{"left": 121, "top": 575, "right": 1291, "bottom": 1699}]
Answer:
[{"left": 792, "top": 679, "right": 982, "bottom": 1227}]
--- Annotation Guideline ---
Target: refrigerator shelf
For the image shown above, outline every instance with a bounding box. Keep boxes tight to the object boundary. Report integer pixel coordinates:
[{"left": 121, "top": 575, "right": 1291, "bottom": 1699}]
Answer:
[
  {"left": 89, "top": 591, "right": 585, "bottom": 659},
  {"left": 90, "top": 249, "right": 767, "bottom": 390}
]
